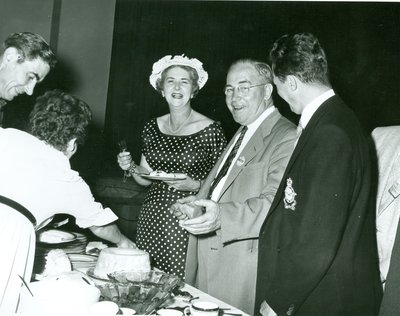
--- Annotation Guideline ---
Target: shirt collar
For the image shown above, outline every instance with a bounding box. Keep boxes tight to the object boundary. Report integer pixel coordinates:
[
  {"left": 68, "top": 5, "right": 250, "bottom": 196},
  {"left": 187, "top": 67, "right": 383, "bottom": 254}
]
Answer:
[
  {"left": 246, "top": 105, "right": 276, "bottom": 133},
  {"left": 299, "top": 89, "right": 335, "bottom": 128}
]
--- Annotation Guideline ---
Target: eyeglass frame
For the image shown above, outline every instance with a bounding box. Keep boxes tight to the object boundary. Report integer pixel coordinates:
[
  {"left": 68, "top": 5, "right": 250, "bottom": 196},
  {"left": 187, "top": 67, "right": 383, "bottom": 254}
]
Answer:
[{"left": 223, "top": 82, "right": 267, "bottom": 97}]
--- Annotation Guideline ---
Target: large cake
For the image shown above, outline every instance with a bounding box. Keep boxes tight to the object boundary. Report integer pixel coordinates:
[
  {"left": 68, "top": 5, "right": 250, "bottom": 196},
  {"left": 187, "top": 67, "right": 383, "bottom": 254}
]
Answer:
[{"left": 94, "top": 247, "right": 151, "bottom": 279}]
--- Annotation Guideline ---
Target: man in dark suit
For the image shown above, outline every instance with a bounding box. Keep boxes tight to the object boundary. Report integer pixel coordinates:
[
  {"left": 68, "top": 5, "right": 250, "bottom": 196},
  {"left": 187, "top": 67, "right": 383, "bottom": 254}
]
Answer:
[{"left": 255, "top": 33, "right": 382, "bottom": 316}]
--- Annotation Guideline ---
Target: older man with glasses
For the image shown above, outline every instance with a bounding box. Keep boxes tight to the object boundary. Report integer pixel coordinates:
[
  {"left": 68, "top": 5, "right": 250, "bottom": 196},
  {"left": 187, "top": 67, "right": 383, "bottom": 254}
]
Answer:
[{"left": 170, "top": 59, "right": 296, "bottom": 314}]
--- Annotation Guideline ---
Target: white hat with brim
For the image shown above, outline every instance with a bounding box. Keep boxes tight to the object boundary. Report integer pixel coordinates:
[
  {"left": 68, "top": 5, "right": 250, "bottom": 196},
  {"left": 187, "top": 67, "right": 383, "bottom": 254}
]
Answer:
[{"left": 149, "top": 54, "right": 208, "bottom": 90}]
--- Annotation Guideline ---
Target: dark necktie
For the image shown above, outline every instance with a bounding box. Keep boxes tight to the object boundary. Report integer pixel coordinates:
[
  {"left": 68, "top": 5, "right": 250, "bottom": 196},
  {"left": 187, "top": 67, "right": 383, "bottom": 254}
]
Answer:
[{"left": 208, "top": 126, "right": 248, "bottom": 198}]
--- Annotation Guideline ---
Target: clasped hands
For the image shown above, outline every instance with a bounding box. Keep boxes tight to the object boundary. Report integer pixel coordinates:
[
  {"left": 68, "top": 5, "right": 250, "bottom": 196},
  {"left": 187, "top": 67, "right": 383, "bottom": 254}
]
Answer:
[{"left": 170, "top": 196, "right": 221, "bottom": 234}]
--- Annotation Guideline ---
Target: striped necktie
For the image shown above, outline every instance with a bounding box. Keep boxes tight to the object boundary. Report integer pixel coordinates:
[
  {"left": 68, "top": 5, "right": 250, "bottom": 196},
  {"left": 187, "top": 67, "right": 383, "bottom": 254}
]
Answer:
[{"left": 208, "top": 126, "right": 248, "bottom": 198}]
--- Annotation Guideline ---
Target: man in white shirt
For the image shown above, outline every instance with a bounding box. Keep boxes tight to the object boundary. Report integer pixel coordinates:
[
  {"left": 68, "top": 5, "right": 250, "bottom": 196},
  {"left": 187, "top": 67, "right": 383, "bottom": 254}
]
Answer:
[
  {"left": 0, "top": 89, "right": 135, "bottom": 314},
  {"left": 170, "top": 59, "right": 296, "bottom": 314},
  {"left": 255, "top": 32, "right": 382, "bottom": 316}
]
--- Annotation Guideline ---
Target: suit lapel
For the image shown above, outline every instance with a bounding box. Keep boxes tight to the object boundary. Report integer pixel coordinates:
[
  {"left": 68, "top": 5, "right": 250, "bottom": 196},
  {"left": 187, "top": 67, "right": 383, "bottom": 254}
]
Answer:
[
  {"left": 375, "top": 133, "right": 400, "bottom": 216},
  {"left": 218, "top": 109, "right": 280, "bottom": 200},
  {"left": 379, "top": 178, "right": 400, "bottom": 216},
  {"left": 264, "top": 96, "right": 339, "bottom": 220},
  {"left": 198, "top": 128, "right": 241, "bottom": 199}
]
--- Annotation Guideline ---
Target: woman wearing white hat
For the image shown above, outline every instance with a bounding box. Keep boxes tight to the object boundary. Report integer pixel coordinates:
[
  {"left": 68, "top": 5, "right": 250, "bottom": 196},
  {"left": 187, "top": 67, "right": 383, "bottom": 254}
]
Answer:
[{"left": 117, "top": 55, "right": 226, "bottom": 279}]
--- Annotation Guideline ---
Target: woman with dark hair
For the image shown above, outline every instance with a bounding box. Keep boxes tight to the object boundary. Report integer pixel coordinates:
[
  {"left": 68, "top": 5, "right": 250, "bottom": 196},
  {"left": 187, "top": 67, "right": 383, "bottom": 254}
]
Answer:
[
  {"left": 118, "top": 55, "right": 226, "bottom": 279},
  {"left": 0, "top": 89, "right": 135, "bottom": 314}
]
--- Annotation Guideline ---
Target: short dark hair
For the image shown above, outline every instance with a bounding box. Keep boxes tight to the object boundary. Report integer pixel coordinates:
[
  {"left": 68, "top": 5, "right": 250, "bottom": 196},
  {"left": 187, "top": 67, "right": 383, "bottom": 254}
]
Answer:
[
  {"left": 3, "top": 32, "right": 57, "bottom": 69},
  {"left": 269, "top": 32, "right": 331, "bottom": 86},
  {"left": 28, "top": 89, "right": 92, "bottom": 152},
  {"left": 229, "top": 59, "right": 273, "bottom": 84},
  {"left": 156, "top": 65, "right": 200, "bottom": 98}
]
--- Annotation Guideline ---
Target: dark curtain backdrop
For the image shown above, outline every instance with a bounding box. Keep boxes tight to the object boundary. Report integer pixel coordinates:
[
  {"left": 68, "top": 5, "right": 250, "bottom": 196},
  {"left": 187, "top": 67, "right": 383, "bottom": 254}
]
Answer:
[{"left": 103, "top": 0, "right": 400, "bottom": 176}]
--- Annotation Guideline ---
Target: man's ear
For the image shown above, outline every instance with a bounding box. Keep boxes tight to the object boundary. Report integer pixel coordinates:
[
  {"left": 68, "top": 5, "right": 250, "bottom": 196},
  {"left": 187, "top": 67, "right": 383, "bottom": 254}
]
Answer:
[
  {"left": 264, "top": 83, "right": 273, "bottom": 100},
  {"left": 2, "top": 47, "right": 21, "bottom": 64},
  {"left": 287, "top": 75, "right": 298, "bottom": 91},
  {"left": 66, "top": 138, "right": 77, "bottom": 158}
]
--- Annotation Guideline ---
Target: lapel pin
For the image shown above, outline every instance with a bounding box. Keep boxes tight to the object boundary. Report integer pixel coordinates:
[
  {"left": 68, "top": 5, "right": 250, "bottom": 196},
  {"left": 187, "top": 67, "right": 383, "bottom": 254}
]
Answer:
[
  {"left": 236, "top": 156, "right": 246, "bottom": 166},
  {"left": 284, "top": 177, "right": 297, "bottom": 210}
]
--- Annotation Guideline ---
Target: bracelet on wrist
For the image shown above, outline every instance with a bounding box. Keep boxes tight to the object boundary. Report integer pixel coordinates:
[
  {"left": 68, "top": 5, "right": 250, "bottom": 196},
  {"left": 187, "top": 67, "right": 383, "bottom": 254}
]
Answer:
[
  {"left": 128, "top": 161, "right": 137, "bottom": 174},
  {"left": 194, "top": 179, "right": 202, "bottom": 192}
]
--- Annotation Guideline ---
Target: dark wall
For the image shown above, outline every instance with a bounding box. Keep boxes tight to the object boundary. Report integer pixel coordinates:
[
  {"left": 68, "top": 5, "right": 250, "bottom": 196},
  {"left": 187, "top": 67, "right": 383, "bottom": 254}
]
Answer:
[{"left": 104, "top": 0, "right": 400, "bottom": 174}]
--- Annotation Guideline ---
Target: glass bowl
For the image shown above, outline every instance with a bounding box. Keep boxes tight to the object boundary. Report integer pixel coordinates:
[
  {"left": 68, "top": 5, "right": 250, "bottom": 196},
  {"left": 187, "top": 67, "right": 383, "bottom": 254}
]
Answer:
[{"left": 96, "top": 270, "right": 184, "bottom": 314}]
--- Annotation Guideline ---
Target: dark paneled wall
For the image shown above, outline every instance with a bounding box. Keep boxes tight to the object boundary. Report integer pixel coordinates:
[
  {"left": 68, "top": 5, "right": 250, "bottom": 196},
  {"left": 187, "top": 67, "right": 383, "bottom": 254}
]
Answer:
[{"left": 104, "top": 1, "right": 400, "bottom": 174}]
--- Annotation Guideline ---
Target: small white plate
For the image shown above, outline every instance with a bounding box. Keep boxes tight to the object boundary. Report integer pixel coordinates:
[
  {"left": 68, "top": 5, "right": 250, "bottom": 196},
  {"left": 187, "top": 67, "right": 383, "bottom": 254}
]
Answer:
[
  {"left": 120, "top": 307, "right": 136, "bottom": 315},
  {"left": 141, "top": 174, "right": 186, "bottom": 181},
  {"left": 68, "top": 254, "right": 98, "bottom": 262},
  {"left": 38, "top": 229, "right": 76, "bottom": 244}
]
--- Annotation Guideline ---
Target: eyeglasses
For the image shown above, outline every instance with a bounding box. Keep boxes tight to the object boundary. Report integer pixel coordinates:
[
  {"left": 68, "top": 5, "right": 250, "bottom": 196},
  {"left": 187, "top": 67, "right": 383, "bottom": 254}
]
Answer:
[{"left": 224, "top": 83, "right": 267, "bottom": 96}]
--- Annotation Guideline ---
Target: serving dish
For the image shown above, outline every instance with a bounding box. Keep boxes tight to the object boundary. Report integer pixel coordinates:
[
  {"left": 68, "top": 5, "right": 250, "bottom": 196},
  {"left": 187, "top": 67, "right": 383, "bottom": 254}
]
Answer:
[{"left": 92, "top": 270, "right": 184, "bottom": 315}]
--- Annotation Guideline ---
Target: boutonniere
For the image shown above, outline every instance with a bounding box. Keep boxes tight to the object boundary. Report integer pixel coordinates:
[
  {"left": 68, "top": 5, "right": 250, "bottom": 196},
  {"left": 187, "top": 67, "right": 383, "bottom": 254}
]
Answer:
[
  {"left": 283, "top": 177, "right": 297, "bottom": 210},
  {"left": 236, "top": 156, "right": 246, "bottom": 166}
]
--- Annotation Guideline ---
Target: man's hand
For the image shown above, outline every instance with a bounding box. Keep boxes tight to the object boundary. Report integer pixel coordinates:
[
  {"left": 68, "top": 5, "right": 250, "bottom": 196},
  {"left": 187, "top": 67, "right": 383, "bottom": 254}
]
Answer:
[
  {"left": 180, "top": 199, "right": 221, "bottom": 235},
  {"left": 89, "top": 224, "right": 137, "bottom": 248},
  {"left": 170, "top": 195, "right": 201, "bottom": 220},
  {"left": 117, "top": 235, "right": 137, "bottom": 248}
]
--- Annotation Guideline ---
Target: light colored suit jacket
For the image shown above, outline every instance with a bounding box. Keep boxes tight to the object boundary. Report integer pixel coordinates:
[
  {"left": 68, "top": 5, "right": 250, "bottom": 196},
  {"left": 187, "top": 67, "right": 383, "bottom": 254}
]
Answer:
[
  {"left": 372, "top": 126, "right": 400, "bottom": 281},
  {"left": 372, "top": 126, "right": 400, "bottom": 283},
  {"left": 185, "top": 108, "right": 296, "bottom": 314}
]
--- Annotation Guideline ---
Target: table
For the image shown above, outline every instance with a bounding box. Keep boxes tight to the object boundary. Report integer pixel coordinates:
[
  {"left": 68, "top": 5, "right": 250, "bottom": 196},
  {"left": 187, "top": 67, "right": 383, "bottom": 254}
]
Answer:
[
  {"left": 32, "top": 232, "right": 250, "bottom": 316},
  {"left": 167, "top": 283, "right": 250, "bottom": 316}
]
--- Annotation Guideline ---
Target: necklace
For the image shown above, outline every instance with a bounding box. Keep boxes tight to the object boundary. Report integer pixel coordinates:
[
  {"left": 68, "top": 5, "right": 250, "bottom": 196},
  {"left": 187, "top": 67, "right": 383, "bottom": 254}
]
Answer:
[{"left": 168, "top": 109, "right": 193, "bottom": 134}]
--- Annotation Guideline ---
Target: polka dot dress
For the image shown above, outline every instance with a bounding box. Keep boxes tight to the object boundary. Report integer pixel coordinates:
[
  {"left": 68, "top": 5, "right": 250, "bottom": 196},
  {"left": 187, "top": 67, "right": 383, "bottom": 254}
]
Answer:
[{"left": 136, "top": 118, "right": 226, "bottom": 280}]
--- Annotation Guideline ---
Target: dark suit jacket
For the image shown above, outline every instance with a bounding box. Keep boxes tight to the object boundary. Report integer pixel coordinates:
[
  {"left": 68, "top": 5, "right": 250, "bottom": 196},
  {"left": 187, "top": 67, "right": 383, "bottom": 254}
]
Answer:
[{"left": 255, "top": 96, "right": 382, "bottom": 316}]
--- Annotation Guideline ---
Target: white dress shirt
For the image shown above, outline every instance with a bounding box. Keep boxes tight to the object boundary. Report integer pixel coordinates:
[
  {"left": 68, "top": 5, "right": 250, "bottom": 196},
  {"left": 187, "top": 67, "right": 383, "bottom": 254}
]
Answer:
[
  {"left": 298, "top": 89, "right": 335, "bottom": 129},
  {"left": 211, "top": 106, "right": 276, "bottom": 201},
  {"left": 0, "top": 127, "right": 117, "bottom": 228}
]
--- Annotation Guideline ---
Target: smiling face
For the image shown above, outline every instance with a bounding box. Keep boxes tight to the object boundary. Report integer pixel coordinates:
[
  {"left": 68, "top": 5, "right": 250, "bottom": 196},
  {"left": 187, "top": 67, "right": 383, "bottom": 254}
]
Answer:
[
  {"left": 0, "top": 49, "right": 50, "bottom": 101},
  {"left": 161, "top": 66, "right": 194, "bottom": 109},
  {"left": 225, "top": 63, "right": 268, "bottom": 125}
]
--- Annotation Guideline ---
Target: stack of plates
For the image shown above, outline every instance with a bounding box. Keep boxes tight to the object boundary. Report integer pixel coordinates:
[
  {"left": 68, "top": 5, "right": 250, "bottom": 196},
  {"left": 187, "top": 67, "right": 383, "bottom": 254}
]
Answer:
[
  {"left": 33, "top": 229, "right": 89, "bottom": 276},
  {"left": 68, "top": 253, "right": 98, "bottom": 273},
  {"left": 61, "top": 232, "right": 87, "bottom": 254}
]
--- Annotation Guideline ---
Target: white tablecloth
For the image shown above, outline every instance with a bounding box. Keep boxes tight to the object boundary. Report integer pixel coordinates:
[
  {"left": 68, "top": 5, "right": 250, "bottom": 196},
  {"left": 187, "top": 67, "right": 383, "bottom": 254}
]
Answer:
[{"left": 168, "top": 283, "right": 250, "bottom": 316}]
